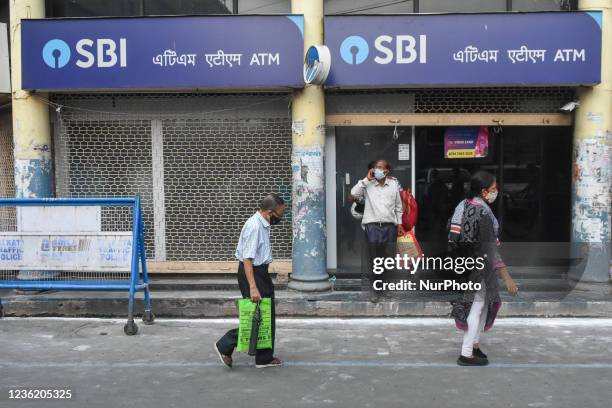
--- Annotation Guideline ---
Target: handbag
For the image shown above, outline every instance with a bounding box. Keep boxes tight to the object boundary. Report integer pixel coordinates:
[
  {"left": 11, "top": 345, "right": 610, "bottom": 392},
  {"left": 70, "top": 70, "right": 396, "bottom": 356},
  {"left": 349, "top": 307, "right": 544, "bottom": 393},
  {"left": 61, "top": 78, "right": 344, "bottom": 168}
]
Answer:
[
  {"left": 400, "top": 189, "right": 418, "bottom": 230},
  {"left": 396, "top": 230, "right": 423, "bottom": 270},
  {"left": 237, "top": 298, "right": 272, "bottom": 353}
]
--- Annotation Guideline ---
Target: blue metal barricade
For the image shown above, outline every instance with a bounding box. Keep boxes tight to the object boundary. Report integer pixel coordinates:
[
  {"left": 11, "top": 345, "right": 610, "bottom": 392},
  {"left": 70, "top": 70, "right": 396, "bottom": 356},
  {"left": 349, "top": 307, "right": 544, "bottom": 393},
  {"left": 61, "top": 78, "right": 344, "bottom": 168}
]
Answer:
[{"left": 0, "top": 197, "right": 153, "bottom": 335}]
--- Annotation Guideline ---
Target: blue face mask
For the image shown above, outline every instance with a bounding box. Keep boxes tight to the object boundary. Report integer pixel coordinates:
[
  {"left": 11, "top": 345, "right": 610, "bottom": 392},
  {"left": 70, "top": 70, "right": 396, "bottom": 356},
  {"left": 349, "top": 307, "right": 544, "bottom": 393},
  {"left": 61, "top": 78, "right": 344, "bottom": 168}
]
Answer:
[{"left": 374, "top": 168, "right": 386, "bottom": 180}]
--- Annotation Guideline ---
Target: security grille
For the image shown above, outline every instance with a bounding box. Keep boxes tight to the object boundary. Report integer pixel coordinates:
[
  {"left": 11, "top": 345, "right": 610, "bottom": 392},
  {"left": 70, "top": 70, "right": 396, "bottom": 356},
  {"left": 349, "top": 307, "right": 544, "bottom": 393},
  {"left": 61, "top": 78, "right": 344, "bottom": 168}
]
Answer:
[
  {"left": 0, "top": 121, "right": 16, "bottom": 231},
  {"left": 161, "top": 117, "right": 292, "bottom": 261},
  {"left": 54, "top": 117, "right": 155, "bottom": 256},
  {"left": 53, "top": 93, "right": 293, "bottom": 262},
  {"left": 327, "top": 87, "right": 576, "bottom": 114},
  {"left": 327, "top": 92, "right": 415, "bottom": 114}
]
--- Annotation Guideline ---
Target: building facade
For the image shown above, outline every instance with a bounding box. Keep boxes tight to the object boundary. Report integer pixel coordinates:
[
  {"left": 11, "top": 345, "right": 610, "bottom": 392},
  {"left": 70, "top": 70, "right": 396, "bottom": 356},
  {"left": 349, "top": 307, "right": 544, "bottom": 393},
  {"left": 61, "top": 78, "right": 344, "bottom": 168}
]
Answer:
[{"left": 1, "top": 0, "right": 610, "bottom": 292}]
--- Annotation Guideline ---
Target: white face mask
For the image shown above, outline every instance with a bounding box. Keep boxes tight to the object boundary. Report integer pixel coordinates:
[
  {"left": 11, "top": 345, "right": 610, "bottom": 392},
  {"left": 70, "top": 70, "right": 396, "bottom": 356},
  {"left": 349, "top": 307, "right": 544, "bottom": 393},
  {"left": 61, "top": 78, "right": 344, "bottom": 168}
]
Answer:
[
  {"left": 374, "top": 168, "right": 386, "bottom": 180},
  {"left": 485, "top": 190, "right": 498, "bottom": 203}
]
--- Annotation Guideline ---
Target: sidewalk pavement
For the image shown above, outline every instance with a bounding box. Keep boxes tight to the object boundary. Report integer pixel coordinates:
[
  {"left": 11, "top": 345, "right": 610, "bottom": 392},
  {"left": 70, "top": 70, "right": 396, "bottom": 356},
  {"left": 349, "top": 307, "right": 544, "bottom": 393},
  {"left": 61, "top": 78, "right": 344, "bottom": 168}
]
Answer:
[
  {"left": 2, "top": 285, "right": 612, "bottom": 318},
  {"left": 1, "top": 317, "right": 612, "bottom": 407}
]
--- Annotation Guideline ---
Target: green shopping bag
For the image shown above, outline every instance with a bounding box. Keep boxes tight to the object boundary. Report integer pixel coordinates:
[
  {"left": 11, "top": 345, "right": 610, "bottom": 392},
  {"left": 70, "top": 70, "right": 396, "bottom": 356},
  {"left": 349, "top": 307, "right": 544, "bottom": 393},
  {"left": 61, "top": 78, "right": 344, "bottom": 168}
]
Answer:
[{"left": 237, "top": 298, "right": 272, "bottom": 353}]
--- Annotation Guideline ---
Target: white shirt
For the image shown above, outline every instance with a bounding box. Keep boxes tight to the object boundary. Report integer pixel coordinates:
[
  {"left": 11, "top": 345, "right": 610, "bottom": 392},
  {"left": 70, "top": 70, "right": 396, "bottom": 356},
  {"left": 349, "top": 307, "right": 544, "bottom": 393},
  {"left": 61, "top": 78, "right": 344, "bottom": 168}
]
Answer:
[
  {"left": 235, "top": 212, "right": 272, "bottom": 266},
  {"left": 350, "top": 177, "right": 403, "bottom": 225}
]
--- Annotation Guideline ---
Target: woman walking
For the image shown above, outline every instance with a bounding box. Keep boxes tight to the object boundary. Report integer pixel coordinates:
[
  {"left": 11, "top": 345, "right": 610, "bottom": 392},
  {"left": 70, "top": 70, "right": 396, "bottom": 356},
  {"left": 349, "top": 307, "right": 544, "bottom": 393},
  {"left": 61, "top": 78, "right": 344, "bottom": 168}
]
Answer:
[{"left": 448, "top": 171, "right": 518, "bottom": 366}]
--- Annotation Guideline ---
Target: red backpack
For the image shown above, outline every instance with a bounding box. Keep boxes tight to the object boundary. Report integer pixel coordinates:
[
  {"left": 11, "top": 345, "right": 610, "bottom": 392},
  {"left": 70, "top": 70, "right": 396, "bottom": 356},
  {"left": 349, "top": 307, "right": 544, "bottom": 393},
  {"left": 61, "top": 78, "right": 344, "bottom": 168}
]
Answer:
[{"left": 400, "top": 189, "right": 418, "bottom": 230}]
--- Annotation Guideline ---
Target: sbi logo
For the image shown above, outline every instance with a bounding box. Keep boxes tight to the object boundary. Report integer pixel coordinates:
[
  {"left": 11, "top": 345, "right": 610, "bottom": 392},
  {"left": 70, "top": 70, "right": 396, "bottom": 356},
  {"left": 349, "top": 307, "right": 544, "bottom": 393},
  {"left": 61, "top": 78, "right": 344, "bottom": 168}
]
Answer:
[
  {"left": 340, "top": 34, "right": 427, "bottom": 65},
  {"left": 42, "top": 38, "right": 127, "bottom": 69},
  {"left": 340, "top": 36, "right": 369, "bottom": 65},
  {"left": 42, "top": 39, "right": 71, "bottom": 68}
]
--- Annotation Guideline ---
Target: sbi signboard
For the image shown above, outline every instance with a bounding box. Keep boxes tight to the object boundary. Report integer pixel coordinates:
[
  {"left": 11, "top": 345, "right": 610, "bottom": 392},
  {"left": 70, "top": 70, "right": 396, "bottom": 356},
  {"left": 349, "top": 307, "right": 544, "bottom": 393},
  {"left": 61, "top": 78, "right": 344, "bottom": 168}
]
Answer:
[
  {"left": 21, "top": 16, "right": 304, "bottom": 90},
  {"left": 21, "top": 12, "right": 602, "bottom": 90},
  {"left": 326, "top": 12, "right": 602, "bottom": 87}
]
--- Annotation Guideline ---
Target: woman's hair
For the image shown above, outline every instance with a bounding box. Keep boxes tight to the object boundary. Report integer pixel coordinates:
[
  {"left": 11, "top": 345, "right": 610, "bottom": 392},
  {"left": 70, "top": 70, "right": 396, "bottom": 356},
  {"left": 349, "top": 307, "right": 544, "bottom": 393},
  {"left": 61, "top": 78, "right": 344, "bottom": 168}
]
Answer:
[{"left": 470, "top": 171, "right": 496, "bottom": 197}]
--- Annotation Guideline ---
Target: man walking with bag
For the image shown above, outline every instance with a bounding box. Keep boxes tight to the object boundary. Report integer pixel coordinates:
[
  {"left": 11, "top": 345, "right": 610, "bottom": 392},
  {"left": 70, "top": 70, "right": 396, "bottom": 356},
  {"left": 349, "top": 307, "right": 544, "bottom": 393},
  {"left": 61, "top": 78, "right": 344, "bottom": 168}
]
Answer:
[{"left": 214, "top": 193, "right": 285, "bottom": 368}]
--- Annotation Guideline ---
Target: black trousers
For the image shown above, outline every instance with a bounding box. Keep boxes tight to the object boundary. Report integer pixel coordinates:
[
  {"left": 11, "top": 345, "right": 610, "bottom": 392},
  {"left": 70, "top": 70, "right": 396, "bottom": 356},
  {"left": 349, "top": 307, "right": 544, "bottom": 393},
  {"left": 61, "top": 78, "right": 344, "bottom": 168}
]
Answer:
[
  {"left": 216, "top": 262, "right": 276, "bottom": 365},
  {"left": 363, "top": 223, "right": 398, "bottom": 291}
]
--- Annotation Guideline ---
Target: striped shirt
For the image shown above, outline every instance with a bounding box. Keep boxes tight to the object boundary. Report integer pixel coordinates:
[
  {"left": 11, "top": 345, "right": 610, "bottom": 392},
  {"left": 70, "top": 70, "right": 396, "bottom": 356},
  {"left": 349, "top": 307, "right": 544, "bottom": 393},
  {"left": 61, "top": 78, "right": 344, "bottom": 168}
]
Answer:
[{"left": 235, "top": 211, "right": 272, "bottom": 266}]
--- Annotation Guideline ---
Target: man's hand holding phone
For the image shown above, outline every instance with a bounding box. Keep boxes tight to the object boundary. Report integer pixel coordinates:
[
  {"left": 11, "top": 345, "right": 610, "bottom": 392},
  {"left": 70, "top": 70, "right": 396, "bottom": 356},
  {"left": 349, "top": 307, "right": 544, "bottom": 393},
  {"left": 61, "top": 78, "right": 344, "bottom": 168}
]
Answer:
[{"left": 367, "top": 169, "right": 375, "bottom": 181}]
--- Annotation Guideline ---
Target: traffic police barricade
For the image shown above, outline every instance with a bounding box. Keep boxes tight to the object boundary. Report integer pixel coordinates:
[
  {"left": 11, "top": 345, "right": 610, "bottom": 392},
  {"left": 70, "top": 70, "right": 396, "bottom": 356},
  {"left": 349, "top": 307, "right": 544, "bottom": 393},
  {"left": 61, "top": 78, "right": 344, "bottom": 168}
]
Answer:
[{"left": 0, "top": 197, "right": 153, "bottom": 335}]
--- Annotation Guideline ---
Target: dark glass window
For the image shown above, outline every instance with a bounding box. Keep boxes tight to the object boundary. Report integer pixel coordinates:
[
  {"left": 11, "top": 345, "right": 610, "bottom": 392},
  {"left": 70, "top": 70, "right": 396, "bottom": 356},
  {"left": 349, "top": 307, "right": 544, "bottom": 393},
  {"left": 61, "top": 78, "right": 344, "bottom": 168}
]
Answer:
[
  {"left": 325, "top": 0, "right": 415, "bottom": 14},
  {"left": 45, "top": 0, "right": 234, "bottom": 17},
  {"left": 43, "top": 0, "right": 579, "bottom": 18},
  {"left": 512, "top": 0, "right": 568, "bottom": 11},
  {"left": 144, "top": 0, "right": 233, "bottom": 15},
  {"left": 414, "top": 125, "right": 572, "bottom": 247},
  {"left": 0, "top": 1, "right": 9, "bottom": 26},
  {"left": 237, "top": 0, "right": 290, "bottom": 14},
  {"left": 46, "top": 0, "right": 139, "bottom": 17},
  {"left": 419, "top": 0, "right": 506, "bottom": 13}
]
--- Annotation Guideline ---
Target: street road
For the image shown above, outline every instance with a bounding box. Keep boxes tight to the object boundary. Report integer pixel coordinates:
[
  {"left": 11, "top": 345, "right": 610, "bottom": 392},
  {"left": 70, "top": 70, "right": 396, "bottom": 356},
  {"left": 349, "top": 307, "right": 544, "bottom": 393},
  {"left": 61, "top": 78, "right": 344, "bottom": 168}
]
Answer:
[{"left": 1, "top": 317, "right": 611, "bottom": 407}]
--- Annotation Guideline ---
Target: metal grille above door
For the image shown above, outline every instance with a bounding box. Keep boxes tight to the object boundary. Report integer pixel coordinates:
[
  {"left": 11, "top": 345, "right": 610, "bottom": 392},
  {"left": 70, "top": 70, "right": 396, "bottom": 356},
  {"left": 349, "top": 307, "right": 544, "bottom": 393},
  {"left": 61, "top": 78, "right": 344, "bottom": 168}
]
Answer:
[
  {"left": 327, "top": 87, "right": 576, "bottom": 114},
  {"left": 326, "top": 87, "right": 576, "bottom": 126},
  {"left": 53, "top": 93, "right": 293, "bottom": 263}
]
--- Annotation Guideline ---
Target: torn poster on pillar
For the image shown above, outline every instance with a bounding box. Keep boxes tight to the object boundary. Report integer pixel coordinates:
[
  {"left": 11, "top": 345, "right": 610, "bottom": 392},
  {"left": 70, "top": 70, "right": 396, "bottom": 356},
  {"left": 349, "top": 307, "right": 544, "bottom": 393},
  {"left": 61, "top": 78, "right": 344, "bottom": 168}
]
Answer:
[
  {"left": 292, "top": 120, "right": 305, "bottom": 137},
  {"left": 14, "top": 159, "right": 53, "bottom": 198},
  {"left": 291, "top": 145, "right": 326, "bottom": 243},
  {"left": 586, "top": 112, "right": 603, "bottom": 124},
  {"left": 292, "top": 145, "right": 324, "bottom": 188},
  {"left": 572, "top": 135, "right": 611, "bottom": 243},
  {"left": 573, "top": 211, "right": 610, "bottom": 243}
]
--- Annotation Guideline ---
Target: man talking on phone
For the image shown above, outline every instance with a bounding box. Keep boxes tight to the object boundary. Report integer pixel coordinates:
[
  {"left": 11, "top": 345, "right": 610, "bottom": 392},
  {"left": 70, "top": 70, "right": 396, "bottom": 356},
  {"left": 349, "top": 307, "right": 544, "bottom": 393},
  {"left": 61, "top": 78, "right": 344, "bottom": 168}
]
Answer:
[
  {"left": 214, "top": 193, "right": 285, "bottom": 368},
  {"left": 351, "top": 160, "right": 404, "bottom": 302}
]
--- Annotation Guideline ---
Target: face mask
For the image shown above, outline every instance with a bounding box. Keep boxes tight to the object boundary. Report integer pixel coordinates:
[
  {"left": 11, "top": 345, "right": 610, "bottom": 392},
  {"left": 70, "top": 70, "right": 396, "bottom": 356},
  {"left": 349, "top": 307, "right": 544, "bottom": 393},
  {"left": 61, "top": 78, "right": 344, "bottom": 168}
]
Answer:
[
  {"left": 374, "top": 169, "right": 386, "bottom": 180},
  {"left": 485, "top": 190, "right": 498, "bottom": 203},
  {"left": 269, "top": 213, "right": 281, "bottom": 225}
]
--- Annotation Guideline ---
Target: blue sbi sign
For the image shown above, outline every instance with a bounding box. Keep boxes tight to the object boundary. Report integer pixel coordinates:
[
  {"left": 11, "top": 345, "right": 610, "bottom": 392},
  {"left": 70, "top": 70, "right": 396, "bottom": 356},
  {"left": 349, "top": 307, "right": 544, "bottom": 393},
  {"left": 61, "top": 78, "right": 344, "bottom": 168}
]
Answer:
[
  {"left": 21, "top": 15, "right": 304, "bottom": 90},
  {"left": 340, "top": 34, "right": 427, "bottom": 65},
  {"left": 22, "top": 12, "right": 602, "bottom": 89},
  {"left": 326, "top": 12, "right": 602, "bottom": 87},
  {"left": 41, "top": 37, "right": 127, "bottom": 69}
]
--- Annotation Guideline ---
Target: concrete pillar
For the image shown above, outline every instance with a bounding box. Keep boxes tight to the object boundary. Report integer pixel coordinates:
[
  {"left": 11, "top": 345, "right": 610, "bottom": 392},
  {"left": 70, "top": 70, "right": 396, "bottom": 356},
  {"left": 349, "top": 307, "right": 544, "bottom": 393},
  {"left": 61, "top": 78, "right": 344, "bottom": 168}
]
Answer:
[
  {"left": 570, "top": 0, "right": 611, "bottom": 283},
  {"left": 288, "top": 0, "right": 330, "bottom": 291},
  {"left": 10, "top": 0, "right": 52, "bottom": 198},
  {"left": 10, "top": 0, "right": 54, "bottom": 282}
]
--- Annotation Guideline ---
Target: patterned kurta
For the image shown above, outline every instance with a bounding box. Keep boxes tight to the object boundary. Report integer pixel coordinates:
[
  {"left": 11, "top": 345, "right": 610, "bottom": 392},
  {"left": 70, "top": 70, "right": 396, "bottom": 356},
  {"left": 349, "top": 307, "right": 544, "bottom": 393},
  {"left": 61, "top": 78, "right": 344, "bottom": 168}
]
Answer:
[{"left": 448, "top": 198, "right": 503, "bottom": 331}]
